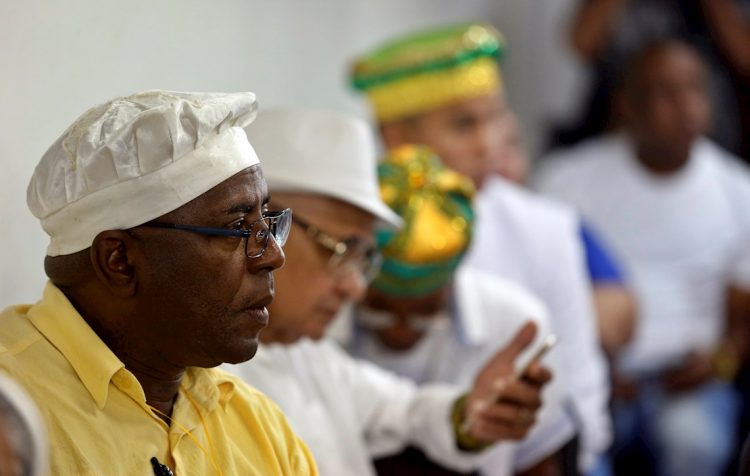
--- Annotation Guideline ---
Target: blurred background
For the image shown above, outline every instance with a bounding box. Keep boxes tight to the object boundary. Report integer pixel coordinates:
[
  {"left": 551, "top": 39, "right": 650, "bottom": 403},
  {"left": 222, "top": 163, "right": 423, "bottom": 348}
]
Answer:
[{"left": 0, "top": 0, "right": 586, "bottom": 307}]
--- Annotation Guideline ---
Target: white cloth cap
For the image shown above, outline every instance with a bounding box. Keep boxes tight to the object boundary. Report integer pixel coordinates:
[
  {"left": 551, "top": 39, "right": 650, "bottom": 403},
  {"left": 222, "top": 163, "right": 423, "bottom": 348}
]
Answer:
[
  {"left": 27, "top": 90, "right": 261, "bottom": 256},
  {"left": 244, "top": 108, "right": 402, "bottom": 228}
]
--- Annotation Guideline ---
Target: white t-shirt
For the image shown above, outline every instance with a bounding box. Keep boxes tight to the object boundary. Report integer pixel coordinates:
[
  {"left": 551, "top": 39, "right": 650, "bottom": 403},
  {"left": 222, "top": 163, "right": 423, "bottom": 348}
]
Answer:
[
  {"left": 536, "top": 134, "right": 750, "bottom": 376},
  {"left": 462, "top": 176, "right": 611, "bottom": 471},
  {"left": 343, "top": 266, "right": 575, "bottom": 475}
]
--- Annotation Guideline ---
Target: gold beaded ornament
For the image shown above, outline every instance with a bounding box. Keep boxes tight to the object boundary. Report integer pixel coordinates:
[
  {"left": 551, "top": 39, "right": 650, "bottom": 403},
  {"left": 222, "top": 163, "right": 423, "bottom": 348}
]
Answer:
[{"left": 373, "top": 144, "right": 475, "bottom": 297}]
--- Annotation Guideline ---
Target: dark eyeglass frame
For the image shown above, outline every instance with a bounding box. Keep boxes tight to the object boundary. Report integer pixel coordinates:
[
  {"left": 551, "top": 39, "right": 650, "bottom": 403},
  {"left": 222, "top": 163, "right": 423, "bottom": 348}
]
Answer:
[
  {"left": 139, "top": 208, "right": 292, "bottom": 258},
  {"left": 292, "top": 215, "right": 382, "bottom": 282}
]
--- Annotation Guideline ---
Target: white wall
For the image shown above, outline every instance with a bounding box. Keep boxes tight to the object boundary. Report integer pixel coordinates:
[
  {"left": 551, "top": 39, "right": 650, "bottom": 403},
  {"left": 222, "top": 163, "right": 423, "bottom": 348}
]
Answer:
[
  {"left": 490, "top": 0, "right": 587, "bottom": 158},
  {"left": 0, "top": 0, "right": 586, "bottom": 307},
  {"left": 0, "top": 0, "right": 500, "bottom": 306}
]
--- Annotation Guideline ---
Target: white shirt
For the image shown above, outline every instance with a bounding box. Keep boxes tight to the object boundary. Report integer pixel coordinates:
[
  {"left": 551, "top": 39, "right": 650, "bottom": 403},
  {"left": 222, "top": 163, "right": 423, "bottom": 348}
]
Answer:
[
  {"left": 343, "top": 266, "right": 576, "bottom": 475},
  {"left": 536, "top": 134, "right": 750, "bottom": 376},
  {"left": 224, "top": 338, "right": 492, "bottom": 476},
  {"left": 463, "top": 176, "right": 611, "bottom": 471}
]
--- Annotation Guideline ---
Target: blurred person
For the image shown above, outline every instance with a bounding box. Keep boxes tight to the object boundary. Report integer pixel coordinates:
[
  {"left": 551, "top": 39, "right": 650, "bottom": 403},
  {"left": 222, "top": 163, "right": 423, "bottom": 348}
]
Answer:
[
  {"left": 224, "top": 108, "right": 554, "bottom": 476},
  {"left": 727, "top": 280, "right": 750, "bottom": 474},
  {"left": 741, "top": 434, "right": 750, "bottom": 476},
  {"left": 578, "top": 224, "right": 637, "bottom": 357},
  {"left": 497, "top": 110, "right": 636, "bottom": 357},
  {"left": 0, "top": 373, "right": 47, "bottom": 476},
  {"left": 0, "top": 91, "right": 317, "bottom": 475},
  {"left": 536, "top": 41, "right": 750, "bottom": 476},
  {"left": 495, "top": 112, "right": 530, "bottom": 185},
  {"left": 340, "top": 144, "right": 575, "bottom": 475},
  {"left": 351, "top": 22, "right": 611, "bottom": 475},
  {"left": 560, "top": 0, "right": 750, "bottom": 159}
]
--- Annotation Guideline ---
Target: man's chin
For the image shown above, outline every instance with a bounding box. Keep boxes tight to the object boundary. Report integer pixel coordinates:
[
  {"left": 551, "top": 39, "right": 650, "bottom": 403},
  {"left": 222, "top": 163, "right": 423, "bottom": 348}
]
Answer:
[
  {"left": 306, "top": 321, "right": 331, "bottom": 342},
  {"left": 222, "top": 339, "right": 260, "bottom": 365}
]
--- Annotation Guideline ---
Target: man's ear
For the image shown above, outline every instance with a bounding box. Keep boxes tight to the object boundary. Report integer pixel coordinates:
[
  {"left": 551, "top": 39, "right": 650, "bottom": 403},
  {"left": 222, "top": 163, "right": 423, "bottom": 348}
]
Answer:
[{"left": 90, "top": 230, "right": 139, "bottom": 298}]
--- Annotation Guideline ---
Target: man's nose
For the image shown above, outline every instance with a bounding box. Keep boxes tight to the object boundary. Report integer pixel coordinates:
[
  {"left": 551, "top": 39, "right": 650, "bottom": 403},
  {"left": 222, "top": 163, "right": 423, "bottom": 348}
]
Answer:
[
  {"left": 250, "top": 235, "right": 286, "bottom": 272},
  {"left": 334, "top": 265, "right": 368, "bottom": 302},
  {"left": 476, "top": 125, "right": 501, "bottom": 160}
]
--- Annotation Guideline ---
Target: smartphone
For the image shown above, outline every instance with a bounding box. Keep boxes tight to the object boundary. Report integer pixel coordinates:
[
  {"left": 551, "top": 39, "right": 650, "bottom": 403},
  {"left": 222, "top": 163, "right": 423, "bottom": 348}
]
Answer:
[{"left": 514, "top": 333, "right": 558, "bottom": 380}]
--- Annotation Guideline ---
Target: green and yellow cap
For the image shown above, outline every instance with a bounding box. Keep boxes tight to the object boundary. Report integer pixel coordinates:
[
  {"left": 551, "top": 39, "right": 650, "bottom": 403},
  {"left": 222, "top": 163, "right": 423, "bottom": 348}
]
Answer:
[
  {"left": 373, "top": 144, "right": 475, "bottom": 297},
  {"left": 351, "top": 22, "right": 505, "bottom": 123}
]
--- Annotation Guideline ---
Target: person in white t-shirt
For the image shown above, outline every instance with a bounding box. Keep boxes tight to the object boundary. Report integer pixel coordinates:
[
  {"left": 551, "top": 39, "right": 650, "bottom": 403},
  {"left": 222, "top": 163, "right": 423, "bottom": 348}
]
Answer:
[
  {"left": 536, "top": 40, "right": 750, "bottom": 476},
  {"left": 351, "top": 22, "right": 611, "bottom": 474},
  {"left": 224, "top": 108, "right": 558, "bottom": 476}
]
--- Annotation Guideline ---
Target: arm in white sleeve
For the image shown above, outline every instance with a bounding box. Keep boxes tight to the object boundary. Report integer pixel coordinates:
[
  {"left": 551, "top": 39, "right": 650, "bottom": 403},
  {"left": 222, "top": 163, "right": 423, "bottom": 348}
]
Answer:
[
  {"left": 541, "top": 221, "right": 612, "bottom": 471},
  {"left": 321, "top": 341, "right": 499, "bottom": 473}
]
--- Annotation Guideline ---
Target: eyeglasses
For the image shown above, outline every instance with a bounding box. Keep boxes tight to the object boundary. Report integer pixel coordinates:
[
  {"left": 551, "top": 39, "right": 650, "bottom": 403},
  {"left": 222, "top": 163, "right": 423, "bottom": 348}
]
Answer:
[
  {"left": 139, "top": 208, "right": 292, "bottom": 258},
  {"left": 356, "top": 307, "right": 446, "bottom": 332},
  {"left": 293, "top": 215, "right": 382, "bottom": 282}
]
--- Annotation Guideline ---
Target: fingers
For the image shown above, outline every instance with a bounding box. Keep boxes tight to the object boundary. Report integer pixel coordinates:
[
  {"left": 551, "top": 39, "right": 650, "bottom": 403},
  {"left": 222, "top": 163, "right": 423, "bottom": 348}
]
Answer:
[
  {"left": 471, "top": 417, "right": 533, "bottom": 441},
  {"left": 660, "top": 352, "right": 714, "bottom": 393},
  {"left": 499, "top": 321, "right": 538, "bottom": 361},
  {"left": 520, "top": 361, "right": 553, "bottom": 386},
  {"left": 464, "top": 378, "right": 544, "bottom": 443},
  {"left": 480, "top": 400, "right": 539, "bottom": 425},
  {"left": 477, "top": 321, "right": 542, "bottom": 395},
  {"left": 662, "top": 367, "right": 711, "bottom": 393},
  {"left": 496, "top": 379, "right": 543, "bottom": 409},
  {"left": 468, "top": 399, "right": 538, "bottom": 441}
]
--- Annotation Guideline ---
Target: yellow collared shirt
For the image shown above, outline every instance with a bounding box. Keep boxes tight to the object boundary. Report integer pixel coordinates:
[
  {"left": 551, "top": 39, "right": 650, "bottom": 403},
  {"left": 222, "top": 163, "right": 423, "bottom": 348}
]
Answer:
[{"left": 0, "top": 282, "right": 318, "bottom": 476}]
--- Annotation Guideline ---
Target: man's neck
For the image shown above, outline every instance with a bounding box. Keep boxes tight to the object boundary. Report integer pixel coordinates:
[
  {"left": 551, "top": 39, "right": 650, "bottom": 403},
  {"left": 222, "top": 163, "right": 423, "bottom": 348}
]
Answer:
[
  {"left": 60, "top": 287, "right": 187, "bottom": 424},
  {"left": 634, "top": 141, "right": 691, "bottom": 176},
  {"left": 122, "top": 359, "right": 185, "bottom": 423}
]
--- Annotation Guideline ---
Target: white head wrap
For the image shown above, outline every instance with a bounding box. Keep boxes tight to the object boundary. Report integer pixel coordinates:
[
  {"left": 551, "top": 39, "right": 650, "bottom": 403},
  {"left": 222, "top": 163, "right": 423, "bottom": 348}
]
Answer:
[
  {"left": 27, "top": 90, "right": 261, "bottom": 256},
  {"left": 245, "top": 108, "right": 402, "bottom": 228}
]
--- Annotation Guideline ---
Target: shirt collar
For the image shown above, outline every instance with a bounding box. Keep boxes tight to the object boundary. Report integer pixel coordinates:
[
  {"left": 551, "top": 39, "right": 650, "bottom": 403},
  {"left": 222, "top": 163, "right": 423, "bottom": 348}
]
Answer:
[
  {"left": 27, "top": 282, "right": 124, "bottom": 409},
  {"left": 26, "top": 283, "right": 239, "bottom": 413},
  {"left": 181, "top": 367, "right": 237, "bottom": 412}
]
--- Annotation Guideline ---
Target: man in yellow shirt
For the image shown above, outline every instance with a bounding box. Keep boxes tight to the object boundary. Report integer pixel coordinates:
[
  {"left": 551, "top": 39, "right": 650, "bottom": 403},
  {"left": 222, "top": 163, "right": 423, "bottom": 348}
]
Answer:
[{"left": 0, "top": 90, "right": 317, "bottom": 475}]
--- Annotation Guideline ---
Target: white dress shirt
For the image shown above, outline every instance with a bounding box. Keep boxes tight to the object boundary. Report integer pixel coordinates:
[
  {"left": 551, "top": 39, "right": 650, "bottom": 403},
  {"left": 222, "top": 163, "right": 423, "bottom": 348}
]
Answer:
[
  {"left": 343, "top": 266, "right": 576, "bottom": 475},
  {"left": 225, "top": 336, "right": 493, "bottom": 476}
]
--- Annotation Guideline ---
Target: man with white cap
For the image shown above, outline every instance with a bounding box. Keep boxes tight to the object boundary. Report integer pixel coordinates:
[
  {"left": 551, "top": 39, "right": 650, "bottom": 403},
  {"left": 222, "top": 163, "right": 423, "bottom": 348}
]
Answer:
[
  {"left": 224, "top": 108, "right": 554, "bottom": 476},
  {"left": 0, "top": 90, "right": 316, "bottom": 475}
]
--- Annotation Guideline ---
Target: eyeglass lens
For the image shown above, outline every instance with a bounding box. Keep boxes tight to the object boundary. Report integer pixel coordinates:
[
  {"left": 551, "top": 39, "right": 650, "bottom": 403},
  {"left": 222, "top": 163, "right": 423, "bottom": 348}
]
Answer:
[
  {"left": 330, "top": 241, "right": 382, "bottom": 282},
  {"left": 245, "top": 209, "right": 292, "bottom": 258}
]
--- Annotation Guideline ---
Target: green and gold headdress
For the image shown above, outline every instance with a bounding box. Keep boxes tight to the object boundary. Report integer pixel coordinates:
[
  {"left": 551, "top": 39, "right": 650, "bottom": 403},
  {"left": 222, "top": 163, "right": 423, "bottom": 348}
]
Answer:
[
  {"left": 373, "top": 144, "right": 475, "bottom": 297},
  {"left": 351, "top": 22, "right": 505, "bottom": 123}
]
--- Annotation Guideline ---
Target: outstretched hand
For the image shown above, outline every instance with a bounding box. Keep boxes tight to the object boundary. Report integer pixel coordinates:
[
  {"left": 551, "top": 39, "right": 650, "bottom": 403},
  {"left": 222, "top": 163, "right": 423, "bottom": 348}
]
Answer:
[{"left": 463, "top": 322, "right": 553, "bottom": 442}]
